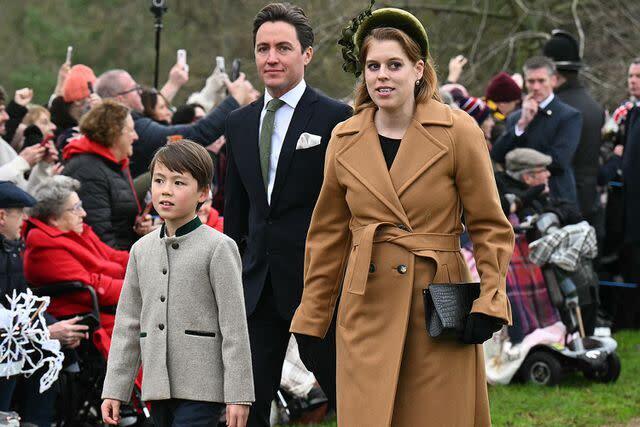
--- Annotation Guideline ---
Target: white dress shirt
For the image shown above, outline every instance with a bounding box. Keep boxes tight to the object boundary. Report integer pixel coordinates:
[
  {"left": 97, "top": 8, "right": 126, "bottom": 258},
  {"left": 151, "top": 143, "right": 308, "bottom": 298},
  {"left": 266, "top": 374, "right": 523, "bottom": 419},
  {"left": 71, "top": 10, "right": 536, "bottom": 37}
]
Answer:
[
  {"left": 515, "top": 93, "right": 555, "bottom": 136},
  {"left": 259, "top": 79, "right": 307, "bottom": 204}
]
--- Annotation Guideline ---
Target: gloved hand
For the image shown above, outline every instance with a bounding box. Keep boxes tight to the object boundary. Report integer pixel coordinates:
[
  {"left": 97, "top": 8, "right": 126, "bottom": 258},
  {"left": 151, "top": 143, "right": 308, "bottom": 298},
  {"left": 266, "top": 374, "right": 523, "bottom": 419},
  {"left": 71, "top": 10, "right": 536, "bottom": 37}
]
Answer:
[
  {"left": 294, "top": 332, "right": 322, "bottom": 348},
  {"left": 461, "top": 313, "right": 503, "bottom": 344}
]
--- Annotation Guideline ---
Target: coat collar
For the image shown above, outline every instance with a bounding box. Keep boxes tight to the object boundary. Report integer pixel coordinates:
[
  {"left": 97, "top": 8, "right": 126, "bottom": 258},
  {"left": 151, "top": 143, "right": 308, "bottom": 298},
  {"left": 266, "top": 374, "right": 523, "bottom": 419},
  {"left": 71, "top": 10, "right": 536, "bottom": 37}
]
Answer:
[
  {"left": 159, "top": 216, "right": 202, "bottom": 238},
  {"left": 25, "top": 217, "right": 89, "bottom": 239},
  {"left": 336, "top": 100, "right": 453, "bottom": 136},
  {"left": 335, "top": 100, "right": 452, "bottom": 224}
]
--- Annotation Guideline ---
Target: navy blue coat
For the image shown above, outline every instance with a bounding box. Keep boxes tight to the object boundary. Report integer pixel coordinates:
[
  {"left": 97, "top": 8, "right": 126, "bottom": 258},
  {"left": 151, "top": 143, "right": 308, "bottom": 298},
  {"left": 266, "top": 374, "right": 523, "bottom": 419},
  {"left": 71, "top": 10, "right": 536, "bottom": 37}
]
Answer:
[
  {"left": 0, "top": 236, "right": 27, "bottom": 307},
  {"left": 224, "top": 86, "right": 352, "bottom": 319},
  {"left": 492, "top": 96, "right": 582, "bottom": 204},
  {"left": 130, "top": 96, "right": 239, "bottom": 177},
  {"left": 0, "top": 235, "right": 56, "bottom": 324}
]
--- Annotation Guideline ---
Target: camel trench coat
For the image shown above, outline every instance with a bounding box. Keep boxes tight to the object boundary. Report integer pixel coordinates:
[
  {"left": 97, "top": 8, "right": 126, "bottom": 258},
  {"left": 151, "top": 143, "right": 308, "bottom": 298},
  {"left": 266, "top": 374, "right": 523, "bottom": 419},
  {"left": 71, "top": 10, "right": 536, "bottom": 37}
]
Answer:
[{"left": 290, "top": 100, "right": 514, "bottom": 426}]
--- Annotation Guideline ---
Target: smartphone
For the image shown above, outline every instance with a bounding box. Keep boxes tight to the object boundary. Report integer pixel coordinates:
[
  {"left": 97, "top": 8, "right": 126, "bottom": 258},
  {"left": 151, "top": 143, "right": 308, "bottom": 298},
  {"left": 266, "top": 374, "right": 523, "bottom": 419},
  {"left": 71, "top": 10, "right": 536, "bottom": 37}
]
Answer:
[
  {"left": 66, "top": 46, "right": 73, "bottom": 64},
  {"left": 216, "top": 56, "right": 226, "bottom": 74},
  {"left": 77, "top": 313, "right": 100, "bottom": 332},
  {"left": 177, "top": 49, "right": 187, "bottom": 66},
  {"left": 231, "top": 59, "right": 241, "bottom": 81}
]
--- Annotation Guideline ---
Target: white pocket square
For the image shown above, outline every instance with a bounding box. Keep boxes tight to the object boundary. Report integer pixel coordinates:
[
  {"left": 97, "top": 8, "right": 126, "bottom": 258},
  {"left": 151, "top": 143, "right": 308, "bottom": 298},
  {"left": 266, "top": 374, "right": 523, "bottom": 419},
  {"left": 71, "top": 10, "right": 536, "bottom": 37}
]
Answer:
[{"left": 295, "top": 133, "right": 322, "bottom": 150}]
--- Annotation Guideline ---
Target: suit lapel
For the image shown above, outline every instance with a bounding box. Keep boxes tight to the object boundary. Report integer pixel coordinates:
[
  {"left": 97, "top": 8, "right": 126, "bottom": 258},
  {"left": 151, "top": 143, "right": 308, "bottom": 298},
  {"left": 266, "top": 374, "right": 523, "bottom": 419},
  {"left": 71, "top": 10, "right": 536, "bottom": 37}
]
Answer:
[
  {"left": 337, "top": 109, "right": 409, "bottom": 223},
  {"left": 269, "top": 87, "right": 318, "bottom": 207}
]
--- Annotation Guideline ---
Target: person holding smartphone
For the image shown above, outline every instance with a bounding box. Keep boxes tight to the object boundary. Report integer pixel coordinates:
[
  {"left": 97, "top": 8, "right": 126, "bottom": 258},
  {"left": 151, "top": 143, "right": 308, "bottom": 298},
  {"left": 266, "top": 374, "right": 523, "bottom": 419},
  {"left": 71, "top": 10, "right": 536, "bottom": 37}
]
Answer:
[{"left": 94, "top": 65, "right": 259, "bottom": 177}]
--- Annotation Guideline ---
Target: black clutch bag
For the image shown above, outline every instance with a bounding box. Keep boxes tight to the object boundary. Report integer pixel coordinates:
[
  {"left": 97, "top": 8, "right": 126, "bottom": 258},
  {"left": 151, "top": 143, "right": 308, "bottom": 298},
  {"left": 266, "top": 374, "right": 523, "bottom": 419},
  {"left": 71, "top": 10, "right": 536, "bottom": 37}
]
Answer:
[{"left": 422, "top": 283, "right": 480, "bottom": 339}]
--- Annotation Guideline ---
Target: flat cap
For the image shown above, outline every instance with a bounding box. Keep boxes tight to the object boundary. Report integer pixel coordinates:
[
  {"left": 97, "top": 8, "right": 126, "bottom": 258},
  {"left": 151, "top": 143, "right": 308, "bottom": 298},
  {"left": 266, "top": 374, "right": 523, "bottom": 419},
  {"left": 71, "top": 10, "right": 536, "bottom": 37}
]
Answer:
[
  {"left": 505, "top": 148, "right": 552, "bottom": 172},
  {"left": 0, "top": 181, "right": 37, "bottom": 208}
]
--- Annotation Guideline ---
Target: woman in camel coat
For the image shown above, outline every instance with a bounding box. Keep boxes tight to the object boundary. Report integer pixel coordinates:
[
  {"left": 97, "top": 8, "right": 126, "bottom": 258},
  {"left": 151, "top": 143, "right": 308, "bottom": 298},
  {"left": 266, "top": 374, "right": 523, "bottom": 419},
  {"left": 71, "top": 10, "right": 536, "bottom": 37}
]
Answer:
[{"left": 290, "top": 8, "right": 514, "bottom": 427}]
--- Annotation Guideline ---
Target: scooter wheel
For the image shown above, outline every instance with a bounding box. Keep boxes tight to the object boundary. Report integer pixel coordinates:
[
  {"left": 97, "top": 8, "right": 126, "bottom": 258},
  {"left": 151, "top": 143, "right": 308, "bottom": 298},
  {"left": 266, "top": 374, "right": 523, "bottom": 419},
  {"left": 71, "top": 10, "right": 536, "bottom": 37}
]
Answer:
[
  {"left": 522, "top": 351, "right": 563, "bottom": 386},
  {"left": 584, "top": 353, "right": 621, "bottom": 383}
]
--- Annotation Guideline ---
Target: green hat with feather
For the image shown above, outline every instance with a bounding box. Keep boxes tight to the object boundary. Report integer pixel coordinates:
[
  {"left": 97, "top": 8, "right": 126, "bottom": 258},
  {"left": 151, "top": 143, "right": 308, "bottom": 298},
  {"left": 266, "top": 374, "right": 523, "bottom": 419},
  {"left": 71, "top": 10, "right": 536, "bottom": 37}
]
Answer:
[{"left": 338, "top": 1, "right": 429, "bottom": 77}]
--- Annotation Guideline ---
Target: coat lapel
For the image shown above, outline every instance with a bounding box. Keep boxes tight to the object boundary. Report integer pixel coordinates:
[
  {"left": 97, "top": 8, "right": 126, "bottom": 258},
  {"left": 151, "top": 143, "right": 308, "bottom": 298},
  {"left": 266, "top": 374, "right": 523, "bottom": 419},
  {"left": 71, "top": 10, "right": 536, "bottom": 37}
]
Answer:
[
  {"left": 389, "top": 102, "right": 451, "bottom": 196},
  {"left": 337, "top": 108, "right": 409, "bottom": 223},
  {"left": 270, "top": 87, "right": 318, "bottom": 207},
  {"left": 336, "top": 101, "right": 453, "bottom": 223}
]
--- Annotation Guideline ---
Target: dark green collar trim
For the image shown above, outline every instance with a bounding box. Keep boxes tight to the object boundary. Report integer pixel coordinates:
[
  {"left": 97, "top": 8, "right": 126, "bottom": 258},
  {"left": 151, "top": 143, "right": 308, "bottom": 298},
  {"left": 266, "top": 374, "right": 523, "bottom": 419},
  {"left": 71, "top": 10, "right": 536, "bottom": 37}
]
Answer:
[{"left": 160, "top": 216, "right": 202, "bottom": 238}]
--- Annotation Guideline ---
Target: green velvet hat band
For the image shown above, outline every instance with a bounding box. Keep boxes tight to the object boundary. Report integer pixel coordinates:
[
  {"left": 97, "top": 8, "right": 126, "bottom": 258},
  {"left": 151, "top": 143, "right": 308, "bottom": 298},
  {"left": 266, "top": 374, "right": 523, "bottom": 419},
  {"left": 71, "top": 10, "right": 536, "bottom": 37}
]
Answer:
[
  {"left": 338, "top": 2, "right": 429, "bottom": 77},
  {"left": 355, "top": 8, "right": 429, "bottom": 59}
]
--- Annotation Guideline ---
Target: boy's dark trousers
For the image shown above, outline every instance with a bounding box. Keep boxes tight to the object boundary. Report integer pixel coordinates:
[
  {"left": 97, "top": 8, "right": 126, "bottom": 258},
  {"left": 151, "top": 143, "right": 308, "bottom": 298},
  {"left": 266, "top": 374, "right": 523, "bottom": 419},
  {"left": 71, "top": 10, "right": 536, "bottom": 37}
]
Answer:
[{"left": 150, "top": 399, "right": 225, "bottom": 427}]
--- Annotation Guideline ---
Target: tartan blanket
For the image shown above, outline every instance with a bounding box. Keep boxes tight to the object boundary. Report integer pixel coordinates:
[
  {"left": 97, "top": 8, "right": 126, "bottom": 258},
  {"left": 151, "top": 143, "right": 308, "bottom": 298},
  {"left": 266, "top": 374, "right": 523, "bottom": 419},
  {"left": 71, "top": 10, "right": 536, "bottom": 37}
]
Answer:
[
  {"left": 507, "top": 234, "right": 560, "bottom": 340},
  {"left": 529, "top": 221, "right": 597, "bottom": 271}
]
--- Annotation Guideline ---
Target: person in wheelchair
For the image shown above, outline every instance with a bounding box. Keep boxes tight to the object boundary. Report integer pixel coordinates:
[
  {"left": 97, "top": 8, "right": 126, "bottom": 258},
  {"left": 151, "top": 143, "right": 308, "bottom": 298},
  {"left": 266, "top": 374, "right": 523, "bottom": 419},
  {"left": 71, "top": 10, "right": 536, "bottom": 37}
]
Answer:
[
  {"left": 23, "top": 175, "right": 129, "bottom": 337},
  {"left": 0, "top": 180, "right": 90, "bottom": 427},
  {"left": 495, "top": 147, "right": 583, "bottom": 227}
]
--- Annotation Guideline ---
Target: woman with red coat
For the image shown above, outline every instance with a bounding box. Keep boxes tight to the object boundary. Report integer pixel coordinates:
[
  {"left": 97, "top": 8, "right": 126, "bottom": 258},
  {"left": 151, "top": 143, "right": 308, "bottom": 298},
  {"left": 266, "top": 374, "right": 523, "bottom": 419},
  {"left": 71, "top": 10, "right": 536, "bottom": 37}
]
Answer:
[
  {"left": 24, "top": 175, "right": 128, "bottom": 335},
  {"left": 197, "top": 190, "right": 224, "bottom": 232}
]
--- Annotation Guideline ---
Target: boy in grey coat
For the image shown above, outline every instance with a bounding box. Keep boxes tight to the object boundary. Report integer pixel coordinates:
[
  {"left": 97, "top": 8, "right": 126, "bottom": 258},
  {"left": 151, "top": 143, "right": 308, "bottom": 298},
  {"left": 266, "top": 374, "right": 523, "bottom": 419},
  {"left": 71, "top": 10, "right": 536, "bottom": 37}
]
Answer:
[{"left": 101, "top": 140, "right": 253, "bottom": 427}]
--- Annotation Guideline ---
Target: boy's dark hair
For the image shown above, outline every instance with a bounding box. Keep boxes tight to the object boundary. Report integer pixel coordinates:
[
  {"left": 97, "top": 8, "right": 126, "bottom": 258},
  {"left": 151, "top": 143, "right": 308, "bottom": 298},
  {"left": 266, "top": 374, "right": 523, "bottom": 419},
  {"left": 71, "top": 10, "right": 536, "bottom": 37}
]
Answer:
[
  {"left": 0, "top": 86, "right": 6, "bottom": 107},
  {"left": 149, "top": 139, "right": 213, "bottom": 191},
  {"left": 253, "top": 3, "right": 314, "bottom": 52}
]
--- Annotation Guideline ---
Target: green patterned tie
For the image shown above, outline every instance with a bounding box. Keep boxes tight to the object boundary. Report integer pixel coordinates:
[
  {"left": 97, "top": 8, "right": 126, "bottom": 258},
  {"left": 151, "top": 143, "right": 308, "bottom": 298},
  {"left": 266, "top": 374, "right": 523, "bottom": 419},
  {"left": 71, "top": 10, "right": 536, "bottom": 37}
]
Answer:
[{"left": 260, "top": 98, "right": 286, "bottom": 191}]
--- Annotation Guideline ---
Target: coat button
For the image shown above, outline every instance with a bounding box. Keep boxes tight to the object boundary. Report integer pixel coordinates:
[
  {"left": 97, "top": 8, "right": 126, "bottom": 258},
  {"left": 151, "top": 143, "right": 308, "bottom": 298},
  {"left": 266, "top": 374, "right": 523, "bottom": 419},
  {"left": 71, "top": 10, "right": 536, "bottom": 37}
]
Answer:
[
  {"left": 397, "top": 264, "right": 408, "bottom": 274},
  {"left": 397, "top": 224, "right": 410, "bottom": 231},
  {"left": 172, "top": 243, "right": 179, "bottom": 249},
  {"left": 162, "top": 268, "right": 167, "bottom": 275},
  {"left": 160, "top": 296, "right": 166, "bottom": 302},
  {"left": 158, "top": 323, "right": 165, "bottom": 330},
  {"left": 369, "top": 263, "right": 376, "bottom": 273}
]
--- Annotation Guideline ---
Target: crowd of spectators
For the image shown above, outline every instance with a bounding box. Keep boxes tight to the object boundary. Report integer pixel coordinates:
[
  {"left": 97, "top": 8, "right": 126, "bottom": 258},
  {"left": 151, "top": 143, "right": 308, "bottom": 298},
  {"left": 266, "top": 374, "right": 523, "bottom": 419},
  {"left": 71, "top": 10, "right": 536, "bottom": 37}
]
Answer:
[{"left": 0, "top": 26, "right": 638, "bottom": 425}]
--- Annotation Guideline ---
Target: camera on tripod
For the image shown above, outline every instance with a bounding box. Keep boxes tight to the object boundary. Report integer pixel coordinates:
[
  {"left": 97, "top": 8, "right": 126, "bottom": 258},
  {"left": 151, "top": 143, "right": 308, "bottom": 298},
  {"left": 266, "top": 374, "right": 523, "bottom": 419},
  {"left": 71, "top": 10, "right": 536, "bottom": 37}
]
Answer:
[{"left": 150, "top": 0, "right": 168, "bottom": 18}]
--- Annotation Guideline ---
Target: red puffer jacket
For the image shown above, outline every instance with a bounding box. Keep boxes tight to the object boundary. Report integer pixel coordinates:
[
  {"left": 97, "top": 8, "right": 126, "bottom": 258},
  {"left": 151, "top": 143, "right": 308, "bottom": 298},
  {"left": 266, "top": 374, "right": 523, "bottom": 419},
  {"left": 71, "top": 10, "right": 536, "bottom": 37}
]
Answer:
[{"left": 23, "top": 218, "right": 129, "bottom": 335}]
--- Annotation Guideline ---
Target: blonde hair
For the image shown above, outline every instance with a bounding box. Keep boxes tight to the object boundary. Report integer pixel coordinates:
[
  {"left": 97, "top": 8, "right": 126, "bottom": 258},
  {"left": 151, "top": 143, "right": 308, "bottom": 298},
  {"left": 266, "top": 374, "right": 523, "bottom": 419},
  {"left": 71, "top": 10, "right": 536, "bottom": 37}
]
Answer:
[
  {"left": 22, "top": 106, "right": 50, "bottom": 126},
  {"left": 354, "top": 27, "right": 440, "bottom": 114}
]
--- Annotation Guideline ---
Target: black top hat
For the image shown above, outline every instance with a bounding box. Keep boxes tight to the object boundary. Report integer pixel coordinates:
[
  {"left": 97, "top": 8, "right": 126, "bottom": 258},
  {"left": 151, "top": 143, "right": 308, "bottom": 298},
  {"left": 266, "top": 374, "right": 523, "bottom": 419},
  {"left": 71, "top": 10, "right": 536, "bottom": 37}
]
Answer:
[{"left": 542, "top": 29, "right": 583, "bottom": 71}]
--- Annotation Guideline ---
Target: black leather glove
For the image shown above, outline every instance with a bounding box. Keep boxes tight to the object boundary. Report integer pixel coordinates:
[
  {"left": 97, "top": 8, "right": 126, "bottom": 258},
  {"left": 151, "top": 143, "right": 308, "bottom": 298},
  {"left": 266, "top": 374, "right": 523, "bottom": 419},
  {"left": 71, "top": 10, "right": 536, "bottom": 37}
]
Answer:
[
  {"left": 293, "top": 333, "right": 323, "bottom": 372},
  {"left": 293, "top": 332, "right": 322, "bottom": 349},
  {"left": 462, "top": 313, "right": 503, "bottom": 344},
  {"left": 22, "top": 124, "right": 44, "bottom": 148}
]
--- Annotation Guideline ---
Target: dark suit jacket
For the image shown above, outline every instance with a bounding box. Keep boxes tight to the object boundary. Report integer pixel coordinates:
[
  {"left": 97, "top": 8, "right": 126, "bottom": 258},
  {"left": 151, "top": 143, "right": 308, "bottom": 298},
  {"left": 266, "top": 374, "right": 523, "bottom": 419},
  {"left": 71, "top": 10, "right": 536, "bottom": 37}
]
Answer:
[
  {"left": 556, "top": 77, "right": 604, "bottom": 218},
  {"left": 224, "top": 85, "right": 352, "bottom": 319},
  {"left": 492, "top": 96, "right": 582, "bottom": 204}
]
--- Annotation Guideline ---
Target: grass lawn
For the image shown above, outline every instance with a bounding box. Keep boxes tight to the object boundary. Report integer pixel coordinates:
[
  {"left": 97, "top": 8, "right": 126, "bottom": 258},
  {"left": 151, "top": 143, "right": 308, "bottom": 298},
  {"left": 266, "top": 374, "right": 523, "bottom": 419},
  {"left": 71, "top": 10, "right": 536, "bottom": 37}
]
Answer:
[{"left": 288, "top": 330, "right": 640, "bottom": 427}]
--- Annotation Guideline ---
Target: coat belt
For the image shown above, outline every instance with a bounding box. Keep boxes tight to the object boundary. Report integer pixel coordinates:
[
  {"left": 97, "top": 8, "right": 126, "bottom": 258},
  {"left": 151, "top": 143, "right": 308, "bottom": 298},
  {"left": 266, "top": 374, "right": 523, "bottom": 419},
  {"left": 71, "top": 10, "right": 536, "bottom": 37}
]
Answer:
[{"left": 348, "top": 222, "right": 461, "bottom": 295}]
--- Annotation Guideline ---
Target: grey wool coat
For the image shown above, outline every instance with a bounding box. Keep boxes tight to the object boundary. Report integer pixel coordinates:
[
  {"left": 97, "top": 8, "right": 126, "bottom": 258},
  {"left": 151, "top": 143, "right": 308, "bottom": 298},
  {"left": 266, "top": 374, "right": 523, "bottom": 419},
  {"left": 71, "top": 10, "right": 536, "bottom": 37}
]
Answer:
[{"left": 102, "top": 219, "right": 254, "bottom": 403}]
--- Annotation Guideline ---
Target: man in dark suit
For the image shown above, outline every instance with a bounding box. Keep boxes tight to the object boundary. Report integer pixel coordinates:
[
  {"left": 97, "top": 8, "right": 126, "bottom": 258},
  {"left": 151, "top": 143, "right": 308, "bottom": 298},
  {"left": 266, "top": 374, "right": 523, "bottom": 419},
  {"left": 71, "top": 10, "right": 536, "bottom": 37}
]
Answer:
[
  {"left": 224, "top": 4, "right": 351, "bottom": 426},
  {"left": 492, "top": 56, "right": 583, "bottom": 204},
  {"left": 543, "top": 30, "right": 605, "bottom": 225}
]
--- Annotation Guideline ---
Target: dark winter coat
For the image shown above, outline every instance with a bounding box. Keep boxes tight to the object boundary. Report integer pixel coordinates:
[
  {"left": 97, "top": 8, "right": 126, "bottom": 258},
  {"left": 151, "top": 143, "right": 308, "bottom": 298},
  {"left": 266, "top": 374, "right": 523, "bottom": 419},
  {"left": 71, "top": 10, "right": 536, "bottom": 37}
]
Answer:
[
  {"left": 0, "top": 234, "right": 27, "bottom": 307},
  {"left": 622, "top": 105, "right": 640, "bottom": 243},
  {"left": 62, "top": 135, "right": 141, "bottom": 250},
  {"left": 492, "top": 96, "right": 582, "bottom": 205},
  {"left": 130, "top": 96, "right": 239, "bottom": 177},
  {"left": 555, "top": 76, "right": 605, "bottom": 219}
]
